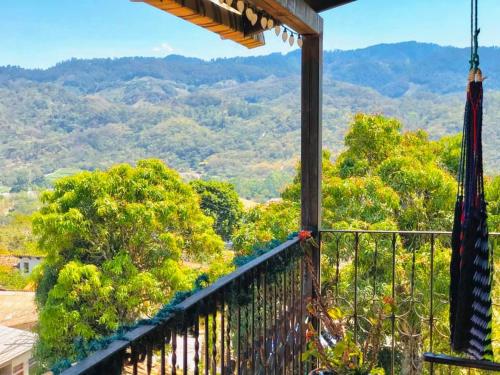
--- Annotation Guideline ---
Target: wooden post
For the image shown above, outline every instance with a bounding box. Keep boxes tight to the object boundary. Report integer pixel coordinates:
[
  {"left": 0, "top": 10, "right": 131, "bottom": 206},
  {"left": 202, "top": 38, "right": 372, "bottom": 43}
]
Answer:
[
  {"left": 301, "top": 30, "right": 323, "bottom": 261},
  {"left": 301, "top": 28, "right": 323, "bottom": 371}
]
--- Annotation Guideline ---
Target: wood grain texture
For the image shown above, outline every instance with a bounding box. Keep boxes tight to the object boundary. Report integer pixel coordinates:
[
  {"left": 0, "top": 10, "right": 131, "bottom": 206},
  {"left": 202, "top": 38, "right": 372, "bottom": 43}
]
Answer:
[
  {"left": 251, "top": 0, "right": 323, "bottom": 35},
  {"left": 140, "top": 0, "right": 265, "bottom": 48},
  {"left": 301, "top": 32, "right": 322, "bottom": 232},
  {"left": 301, "top": 33, "right": 323, "bottom": 319}
]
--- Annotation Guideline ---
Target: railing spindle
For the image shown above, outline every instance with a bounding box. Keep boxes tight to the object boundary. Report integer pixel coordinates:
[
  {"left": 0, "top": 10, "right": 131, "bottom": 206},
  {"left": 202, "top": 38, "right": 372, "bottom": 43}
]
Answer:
[
  {"left": 132, "top": 345, "right": 138, "bottom": 375},
  {"left": 257, "top": 272, "right": 263, "bottom": 373},
  {"left": 205, "top": 313, "right": 209, "bottom": 375},
  {"left": 282, "top": 260, "right": 287, "bottom": 374},
  {"left": 212, "top": 308, "right": 217, "bottom": 375},
  {"left": 221, "top": 293, "right": 225, "bottom": 375},
  {"left": 227, "top": 293, "right": 232, "bottom": 375},
  {"left": 299, "top": 258, "right": 305, "bottom": 374},
  {"left": 291, "top": 258, "right": 296, "bottom": 375},
  {"left": 273, "top": 279, "right": 277, "bottom": 375},
  {"left": 373, "top": 237, "right": 378, "bottom": 298},
  {"left": 354, "top": 232, "right": 359, "bottom": 344},
  {"left": 172, "top": 330, "right": 177, "bottom": 375},
  {"left": 391, "top": 232, "right": 396, "bottom": 375},
  {"left": 335, "top": 237, "right": 340, "bottom": 300},
  {"left": 251, "top": 277, "right": 256, "bottom": 375},
  {"left": 147, "top": 343, "right": 152, "bottom": 375},
  {"left": 429, "top": 233, "right": 435, "bottom": 375},
  {"left": 161, "top": 333, "right": 167, "bottom": 375},
  {"left": 263, "top": 265, "right": 268, "bottom": 375},
  {"left": 183, "top": 326, "right": 188, "bottom": 375},
  {"left": 237, "top": 286, "right": 241, "bottom": 375},
  {"left": 195, "top": 318, "right": 200, "bottom": 375}
]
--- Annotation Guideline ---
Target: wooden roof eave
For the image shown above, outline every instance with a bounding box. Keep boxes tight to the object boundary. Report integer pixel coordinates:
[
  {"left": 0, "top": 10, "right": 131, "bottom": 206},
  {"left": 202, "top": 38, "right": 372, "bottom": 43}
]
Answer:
[
  {"left": 135, "top": 0, "right": 265, "bottom": 48},
  {"left": 251, "top": 0, "right": 322, "bottom": 35}
]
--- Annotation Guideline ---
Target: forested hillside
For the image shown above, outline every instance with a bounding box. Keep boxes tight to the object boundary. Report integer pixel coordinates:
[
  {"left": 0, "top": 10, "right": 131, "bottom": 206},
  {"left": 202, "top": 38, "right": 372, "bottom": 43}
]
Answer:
[{"left": 1, "top": 42, "right": 499, "bottom": 200}]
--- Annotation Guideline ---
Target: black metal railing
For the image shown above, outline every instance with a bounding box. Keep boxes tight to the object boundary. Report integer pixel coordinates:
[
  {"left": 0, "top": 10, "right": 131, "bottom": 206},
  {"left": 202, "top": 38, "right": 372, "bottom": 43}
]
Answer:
[
  {"left": 62, "top": 237, "right": 310, "bottom": 375},
  {"left": 319, "top": 229, "right": 500, "bottom": 375},
  {"left": 62, "top": 229, "right": 500, "bottom": 374}
]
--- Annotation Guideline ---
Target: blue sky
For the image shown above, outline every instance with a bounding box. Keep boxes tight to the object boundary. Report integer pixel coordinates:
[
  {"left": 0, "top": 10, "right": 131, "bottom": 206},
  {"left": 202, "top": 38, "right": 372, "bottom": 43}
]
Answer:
[{"left": 1, "top": 0, "right": 499, "bottom": 68}]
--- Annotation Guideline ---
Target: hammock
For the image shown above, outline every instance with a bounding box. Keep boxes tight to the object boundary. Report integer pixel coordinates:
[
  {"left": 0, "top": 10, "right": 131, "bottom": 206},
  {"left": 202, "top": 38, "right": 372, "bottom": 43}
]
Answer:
[
  {"left": 449, "top": 68, "right": 493, "bottom": 361},
  {"left": 448, "top": 0, "right": 493, "bottom": 361}
]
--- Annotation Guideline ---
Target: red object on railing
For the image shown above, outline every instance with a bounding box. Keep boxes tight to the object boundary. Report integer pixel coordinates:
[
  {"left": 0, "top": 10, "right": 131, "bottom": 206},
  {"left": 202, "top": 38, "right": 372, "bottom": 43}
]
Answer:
[{"left": 299, "top": 230, "right": 313, "bottom": 241}]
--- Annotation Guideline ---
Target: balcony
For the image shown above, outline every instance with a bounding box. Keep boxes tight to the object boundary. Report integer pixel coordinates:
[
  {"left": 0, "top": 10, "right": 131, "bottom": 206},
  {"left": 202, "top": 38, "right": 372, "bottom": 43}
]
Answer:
[{"left": 61, "top": 230, "right": 499, "bottom": 375}]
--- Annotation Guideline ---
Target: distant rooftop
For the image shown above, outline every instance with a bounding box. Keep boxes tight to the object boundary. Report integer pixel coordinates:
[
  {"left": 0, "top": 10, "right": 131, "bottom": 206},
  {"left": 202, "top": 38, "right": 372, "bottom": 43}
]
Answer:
[
  {"left": 0, "top": 291, "right": 37, "bottom": 330},
  {"left": 0, "top": 325, "right": 36, "bottom": 366}
]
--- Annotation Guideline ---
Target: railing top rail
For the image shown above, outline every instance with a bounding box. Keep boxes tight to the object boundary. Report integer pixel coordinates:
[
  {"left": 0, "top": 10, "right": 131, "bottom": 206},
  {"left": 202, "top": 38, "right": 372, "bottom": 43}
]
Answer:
[
  {"left": 61, "top": 237, "right": 300, "bottom": 375},
  {"left": 62, "top": 325, "right": 157, "bottom": 375},
  {"left": 320, "top": 229, "right": 500, "bottom": 236},
  {"left": 177, "top": 237, "right": 299, "bottom": 310}
]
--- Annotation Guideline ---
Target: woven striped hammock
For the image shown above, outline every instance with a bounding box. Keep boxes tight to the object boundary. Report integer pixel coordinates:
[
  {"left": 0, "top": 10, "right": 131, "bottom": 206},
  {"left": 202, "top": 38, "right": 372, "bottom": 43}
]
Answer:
[{"left": 449, "top": 68, "right": 493, "bottom": 361}]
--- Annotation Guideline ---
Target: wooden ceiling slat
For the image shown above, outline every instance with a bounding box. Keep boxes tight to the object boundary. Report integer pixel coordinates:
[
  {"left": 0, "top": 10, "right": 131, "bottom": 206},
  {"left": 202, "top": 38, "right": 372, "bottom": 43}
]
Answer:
[
  {"left": 140, "top": 0, "right": 265, "bottom": 48},
  {"left": 136, "top": 0, "right": 355, "bottom": 49},
  {"left": 251, "top": 0, "right": 321, "bottom": 35}
]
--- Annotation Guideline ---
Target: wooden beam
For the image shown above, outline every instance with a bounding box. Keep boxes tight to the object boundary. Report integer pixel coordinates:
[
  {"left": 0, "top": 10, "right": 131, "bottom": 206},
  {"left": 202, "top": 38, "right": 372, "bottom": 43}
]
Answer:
[
  {"left": 301, "top": 32, "right": 322, "bottom": 233},
  {"left": 300, "top": 32, "right": 323, "bottom": 372},
  {"left": 138, "top": 0, "right": 265, "bottom": 49},
  {"left": 306, "top": 0, "right": 356, "bottom": 13},
  {"left": 251, "top": 0, "right": 322, "bottom": 35}
]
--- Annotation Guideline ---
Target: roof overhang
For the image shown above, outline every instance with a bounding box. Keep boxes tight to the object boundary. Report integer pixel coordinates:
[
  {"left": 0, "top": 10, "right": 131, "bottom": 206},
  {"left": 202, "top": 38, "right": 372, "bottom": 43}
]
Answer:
[
  {"left": 135, "top": 0, "right": 355, "bottom": 48},
  {"left": 136, "top": 0, "right": 265, "bottom": 48},
  {"left": 305, "top": 0, "right": 356, "bottom": 13}
]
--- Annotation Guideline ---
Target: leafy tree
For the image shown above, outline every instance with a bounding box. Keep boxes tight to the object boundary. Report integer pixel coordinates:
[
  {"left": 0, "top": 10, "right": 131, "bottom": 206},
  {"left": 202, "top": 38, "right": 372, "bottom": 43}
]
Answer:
[
  {"left": 235, "top": 114, "right": 499, "bottom": 373},
  {"left": 342, "top": 114, "right": 402, "bottom": 166},
  {"left": 33, "top": 159, "right": 224, "bottom": 367},
  {"left": 485, "top": 175, "right": 500, "bottom": 231},
  {"left": 0, "top": 265, "right": 28, "bottom": 290},
  {"left": 190, "top": 180, "right": 243, "bottom": 241},
  {"left": 232, "top": 200, "right": 299, "bottom": 255}
]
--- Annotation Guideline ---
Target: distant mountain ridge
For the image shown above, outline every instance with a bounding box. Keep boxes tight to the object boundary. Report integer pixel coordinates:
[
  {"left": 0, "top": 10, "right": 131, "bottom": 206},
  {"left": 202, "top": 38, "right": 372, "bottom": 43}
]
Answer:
[
  {"left": 2, "top": 42, "right": 500, "bottom": 97},
  {"left": 0, "top": 42, "right": 499, "bottom": 199}
]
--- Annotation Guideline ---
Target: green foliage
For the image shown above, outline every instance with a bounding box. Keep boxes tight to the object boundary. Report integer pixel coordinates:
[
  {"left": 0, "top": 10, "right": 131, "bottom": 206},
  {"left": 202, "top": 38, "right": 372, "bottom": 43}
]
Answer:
[
  {"left": 485, "top": 176, "right": 500, "bottom": 232},
  {"left": 2, "top": 43, "right": 500, "bottom": 200},
  {"left": 33, "top": 159, "right": 224, "bottom": 367},
  {"left": 323, "top": 176, "right": 400, "bottom": 227},
  {"left": 343, "top": 114, "right": 402, "bottom": 166},
  {"left": 232, "top": 200, "right": 299, "bottom": 255},
  {"left": 37, "top": 262, "right": 118, "bottom": 363},
  {"left": 230, "top": 171, "right": 293, "bottom": 202},
  {"left": 435, "top": 134, "right": 462, "bottom": 176},
  {"left": 0, "top": 213, "right": 39, "bottom": 256},
  {"left": 0, "top": 198, "right": 41, "bottom": 290},
  {"left": 236, "top": 114, "right": 499, "bottom": 373},
  {"left": 0, "top": 265, "right": 28, "bottom": 290},
  {"left": 190, "top": 180, "right": 243, "bottom": 241}
]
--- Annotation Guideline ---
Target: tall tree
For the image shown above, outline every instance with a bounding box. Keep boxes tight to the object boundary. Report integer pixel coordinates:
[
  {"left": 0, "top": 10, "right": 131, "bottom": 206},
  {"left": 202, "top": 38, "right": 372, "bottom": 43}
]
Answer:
[
  {"left": 33, "top": 159, "right": 224, "bottom": 366},
  {"left": 190, "top": 180, "right": 243, "bottom": 241},
  {"left": 232, "top": 114, "right": 500, "bottom": 372}
]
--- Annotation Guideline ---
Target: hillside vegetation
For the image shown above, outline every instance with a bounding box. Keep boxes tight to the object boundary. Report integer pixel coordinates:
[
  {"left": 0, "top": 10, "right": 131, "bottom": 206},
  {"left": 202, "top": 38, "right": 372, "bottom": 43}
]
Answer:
[{"left": 1, "top": 42, "right": 499, "bottom": 200}]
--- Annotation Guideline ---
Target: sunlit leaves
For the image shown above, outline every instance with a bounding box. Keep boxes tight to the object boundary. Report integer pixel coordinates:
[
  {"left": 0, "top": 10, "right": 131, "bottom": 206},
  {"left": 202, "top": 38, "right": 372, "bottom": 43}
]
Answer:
[
  {"left": 190, "top": 180, "right": 243, "bottom": 241},
  {"left": 34, "top": 159, "right": 224, "bottom": 366}
]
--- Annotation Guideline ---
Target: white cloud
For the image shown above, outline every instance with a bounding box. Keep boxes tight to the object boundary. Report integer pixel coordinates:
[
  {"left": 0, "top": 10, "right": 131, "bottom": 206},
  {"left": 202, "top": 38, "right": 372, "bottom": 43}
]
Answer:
[{"left": 152, "top": 42, "right": 174, "bottom": 55}]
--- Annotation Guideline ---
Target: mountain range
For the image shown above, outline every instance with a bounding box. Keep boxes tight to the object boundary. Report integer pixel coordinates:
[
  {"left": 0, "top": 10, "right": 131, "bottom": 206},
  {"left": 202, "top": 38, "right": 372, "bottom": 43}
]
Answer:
[{"left": 1, "top": 42, "right": 499, "bottom": 200}]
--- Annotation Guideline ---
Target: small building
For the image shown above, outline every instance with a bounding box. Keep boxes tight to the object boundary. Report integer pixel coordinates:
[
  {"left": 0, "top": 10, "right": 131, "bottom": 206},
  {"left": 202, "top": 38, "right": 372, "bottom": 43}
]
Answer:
[
  {"left": 0, "top": 325, "right": 36, "bottom": 375},
  {"left": 15, "top": 256, "right": 43, "bottom": 276},
  {"left": 0, "top": 255, "right": 44, "bottom": 276}
]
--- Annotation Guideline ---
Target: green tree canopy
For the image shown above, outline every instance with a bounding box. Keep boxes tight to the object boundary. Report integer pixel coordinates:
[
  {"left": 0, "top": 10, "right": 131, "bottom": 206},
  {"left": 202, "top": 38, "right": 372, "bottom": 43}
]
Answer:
[
  {"left": 190, "top": 180, "right": 243, "bottom": 241},
  {"left": 232, "top": 200, "right": 299, "bottom": 255},
  {"left": 34, "top": 159, "right": 224, "bottom": 366},
  {"left": 232, "top": 114, "right": 500, "bottom": 370}
]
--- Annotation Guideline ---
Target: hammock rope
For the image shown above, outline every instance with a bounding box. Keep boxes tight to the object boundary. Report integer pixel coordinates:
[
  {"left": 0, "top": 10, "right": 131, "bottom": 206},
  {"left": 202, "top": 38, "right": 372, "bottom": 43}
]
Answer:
[{"left": 449, "top": 0, "right": 494, "bottom": 361}]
